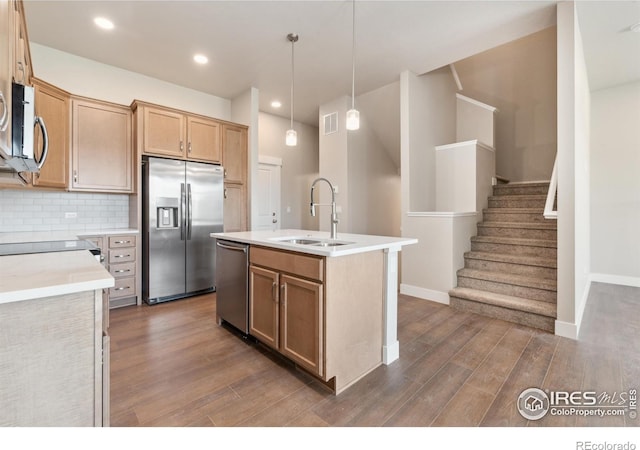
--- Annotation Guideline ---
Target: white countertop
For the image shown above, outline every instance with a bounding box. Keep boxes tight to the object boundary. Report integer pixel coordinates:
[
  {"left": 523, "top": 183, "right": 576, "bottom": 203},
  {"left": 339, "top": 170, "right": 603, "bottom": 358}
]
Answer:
[
  {"left": 0, "top": 229, "right": 139, "bottom": 244},
  {"left": 0, "top": 250, "right": 114, "bottom": 304},
  {"left": 211, "top": 229, "right": 417, "bottom": 257}
]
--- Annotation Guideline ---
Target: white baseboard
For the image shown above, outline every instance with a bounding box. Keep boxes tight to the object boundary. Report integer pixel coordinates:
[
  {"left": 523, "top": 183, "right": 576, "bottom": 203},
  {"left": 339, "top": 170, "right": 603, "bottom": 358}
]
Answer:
[
  {"left": 555, "top": 276, "right": 592, "bottom": 340},
  {"left": 400, "top": 284, "right": 450, "bottom": 305},
  {"left": 590, "top": 273, "right": 640, "bottom": 288}
]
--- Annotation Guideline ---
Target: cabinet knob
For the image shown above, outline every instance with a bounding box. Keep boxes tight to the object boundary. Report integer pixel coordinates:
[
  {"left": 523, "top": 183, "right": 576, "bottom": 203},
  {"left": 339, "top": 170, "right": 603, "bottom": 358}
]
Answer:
[
  {"left": 188, "top": 142, "right": 192, "bottom": 153},
  {"left": 180, "top": 141, "right": 184, "bottom": 152},
  {"left": 73, "top": 170, "right": 78, "bottom": 183}
]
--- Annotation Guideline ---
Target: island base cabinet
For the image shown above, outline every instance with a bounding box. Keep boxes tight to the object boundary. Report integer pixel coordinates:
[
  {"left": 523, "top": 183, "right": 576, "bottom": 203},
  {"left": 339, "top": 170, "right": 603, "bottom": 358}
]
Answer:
[
  {"left": 0, "top": 290, "right": 108, "bottom": 426},
  {"left": 248, "top": 246, "right": 383, "bottom": 394}
]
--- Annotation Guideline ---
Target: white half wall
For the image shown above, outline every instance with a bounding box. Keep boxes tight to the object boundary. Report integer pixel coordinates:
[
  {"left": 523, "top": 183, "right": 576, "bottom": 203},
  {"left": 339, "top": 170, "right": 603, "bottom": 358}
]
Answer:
[
  {"left": 30, "top": 43, "right": 231, "bottom": 120},
  {"left": 590, "top": 81, "right": 640, "bottom": 280}
]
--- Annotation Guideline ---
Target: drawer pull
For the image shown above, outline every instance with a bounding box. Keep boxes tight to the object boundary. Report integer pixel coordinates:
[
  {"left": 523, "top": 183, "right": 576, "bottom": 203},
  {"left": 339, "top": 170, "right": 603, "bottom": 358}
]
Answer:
[
  {"left": 113, "top": 254, "right": 130, "bottom": 258},
  {"left": 114, "top": 269, "right": 130, "bottom": 273},
  {"left": 114, "top": 286, "right": 129, "bottom": 291},
  {"left": 114, "top": 240, "right": 130, "bottom": 244}
]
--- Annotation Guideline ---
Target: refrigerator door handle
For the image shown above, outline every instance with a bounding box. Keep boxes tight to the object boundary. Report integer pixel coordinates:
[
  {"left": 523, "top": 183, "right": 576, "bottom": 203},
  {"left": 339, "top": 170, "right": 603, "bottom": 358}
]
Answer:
[
  {"left": 180, "top": 182, "right": 186, "bottom": 241},
  {"left": 187, "top": 183, "right": 193, "bottom": 240}
]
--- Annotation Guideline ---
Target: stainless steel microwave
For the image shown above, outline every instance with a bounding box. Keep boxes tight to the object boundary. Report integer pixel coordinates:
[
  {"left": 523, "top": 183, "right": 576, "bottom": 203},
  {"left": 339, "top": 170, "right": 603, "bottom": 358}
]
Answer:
[{"left": 0, "top": 82, "right": 48, "bottom": 173}]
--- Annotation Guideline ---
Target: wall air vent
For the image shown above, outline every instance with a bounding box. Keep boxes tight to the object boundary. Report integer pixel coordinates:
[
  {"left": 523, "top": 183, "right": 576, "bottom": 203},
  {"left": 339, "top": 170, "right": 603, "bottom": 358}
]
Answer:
[{"left": 323, "top": 112, "right": 338, "bottom": 135}]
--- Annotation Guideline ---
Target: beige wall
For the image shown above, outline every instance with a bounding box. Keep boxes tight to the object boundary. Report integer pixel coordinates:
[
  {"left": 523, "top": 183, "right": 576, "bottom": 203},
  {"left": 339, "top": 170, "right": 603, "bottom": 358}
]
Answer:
[
  {"left": 31, "top": 44, "right": 230, "bottom": 119},
  {"left": 590, "top": 81, "right": 640, "bottom": 281},
  {"left": 455, "top": 27, "right": 557, "bottom": 182},
  {"left": 258, "top": 112, "right": 319, "bottom": 231}
]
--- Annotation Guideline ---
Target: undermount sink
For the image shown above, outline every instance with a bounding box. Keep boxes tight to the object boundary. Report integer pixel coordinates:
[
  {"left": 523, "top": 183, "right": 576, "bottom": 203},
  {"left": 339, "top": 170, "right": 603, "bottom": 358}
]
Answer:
[{"left": 273, "top": 237, "right": 354, "bottom": 247}]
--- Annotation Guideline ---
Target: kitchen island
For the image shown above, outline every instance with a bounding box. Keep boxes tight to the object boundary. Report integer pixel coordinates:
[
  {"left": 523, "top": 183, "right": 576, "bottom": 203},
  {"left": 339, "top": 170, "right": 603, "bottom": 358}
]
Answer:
[
  {"left": 211, "top": 229, "right": 417, "bottom": 394},
  {"left": 0, "top": 233, "right": 114, "bottom": 426}
]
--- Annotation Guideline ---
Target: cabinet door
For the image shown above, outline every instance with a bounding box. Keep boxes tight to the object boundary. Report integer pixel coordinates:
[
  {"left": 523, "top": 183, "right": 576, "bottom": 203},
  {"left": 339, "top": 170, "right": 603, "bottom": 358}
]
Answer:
[
  {"left": 0, "top": 0, "right": 11, "bottom": 157},
  {"left": 223, "top": 182, "right": 246, "bottom": 232},
  {"left": 12, "top": 1, "right": 30, "bottom": 84},
  {"left": 187, "top": 115, "right": 220, "bottom": 163},
  {"left": 221, "top": 124, "right": 247, "bottom": 184},
  {"left": 32, "top": 80, "right": 69, "bottom": 189},
  {"left": 72, "top": 99, "right": 132, "bottom": 192},
  {"left": 249, "top": 265, "right": 279, "bottom": 350},
  {"left": 280, "top": 274, "right": 323, "bottom": 377},
  {"left": 143, "top": 106, "right": 185, "bottom": 158}
]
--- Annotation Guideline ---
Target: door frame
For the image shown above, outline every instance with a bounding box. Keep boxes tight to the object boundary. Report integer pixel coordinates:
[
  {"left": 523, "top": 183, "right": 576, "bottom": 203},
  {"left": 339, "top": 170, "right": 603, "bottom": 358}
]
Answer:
[{"left": 254, "top": 155, "right": 282, "bottom": 231}]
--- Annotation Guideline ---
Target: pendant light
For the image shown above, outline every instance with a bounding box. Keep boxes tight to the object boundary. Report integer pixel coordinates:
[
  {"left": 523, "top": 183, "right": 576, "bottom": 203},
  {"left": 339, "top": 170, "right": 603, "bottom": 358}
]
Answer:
[
  {"left": 286, "top": 33, "right": 299, "bottom": 146},
  {"left": 346, "top": 0, "right": 360, "bottom": 131}
]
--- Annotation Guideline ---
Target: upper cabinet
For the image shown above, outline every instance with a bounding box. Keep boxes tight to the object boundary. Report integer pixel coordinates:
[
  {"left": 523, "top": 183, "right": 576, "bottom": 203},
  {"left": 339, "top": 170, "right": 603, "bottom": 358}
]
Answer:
[
  {"left": 221, "top": 123, "right": 247, "bottom": 184},
  {"left": 71, "top": 97, "right": 133, "bottom": 193},
  {"left": 134, "top": 102, "right": 221, "bottom": 164},
  {"left": 12, "top": 0, "right": 31, "bottom": 85},
  {"left": 0, "top": 0, "right": 12, "bottom": 157},
  {"left": 32, "top": 78, "right": 69, "bottom": 189}
]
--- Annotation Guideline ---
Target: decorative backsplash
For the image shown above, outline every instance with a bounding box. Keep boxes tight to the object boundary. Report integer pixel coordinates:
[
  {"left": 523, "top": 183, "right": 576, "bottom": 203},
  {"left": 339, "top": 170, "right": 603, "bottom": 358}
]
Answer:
[{"left": 0, "top": 189, "right": 130, "bottom": 232}]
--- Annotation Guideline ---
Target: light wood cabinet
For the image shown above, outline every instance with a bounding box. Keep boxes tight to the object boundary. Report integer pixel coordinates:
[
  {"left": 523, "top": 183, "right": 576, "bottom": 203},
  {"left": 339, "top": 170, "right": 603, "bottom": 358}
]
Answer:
[
  {"left": 71, "top": 97, "right": 133, "bottom": 193},
  {"left": 0, "top": 0, "right": 13, "bottom": 159},
  {"left": 249, "top": 246, "right": 324, "bottom": 377},
  {"left": 247, "top": 245, "right": 385, "bottom": 394},
  {"left": 135, "top": 102, "right": 221, "bottom": 164},
  {"left": 223, "top": 182, "right": 246, "bottom": 232},
  {"left": 222, "top": 123, "right": 247, "bottom": 184},
  {"left": 84, "top": 233, "right": 138, "bottom": 309},
  {"left": 12, "top": 0, "right": 31, "bottom": 84},
  {"left": 32, "top": 78, "right": 69, "bottom": 188}
]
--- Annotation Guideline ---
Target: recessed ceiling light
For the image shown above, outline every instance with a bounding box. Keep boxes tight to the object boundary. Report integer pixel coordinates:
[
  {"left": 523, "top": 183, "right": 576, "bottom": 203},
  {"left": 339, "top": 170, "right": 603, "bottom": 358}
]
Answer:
[
  {"left": 193, "top": 54, "right": 209, "bottom": 65},
  {"left": 94, "top": 17, "right": 114, "bottom": 30},
  {"left": 271, "top": 100, "right": 282, "bottom": 108},
  {"left": 630, "top": 22, "right": 640, "bottom": 32}
]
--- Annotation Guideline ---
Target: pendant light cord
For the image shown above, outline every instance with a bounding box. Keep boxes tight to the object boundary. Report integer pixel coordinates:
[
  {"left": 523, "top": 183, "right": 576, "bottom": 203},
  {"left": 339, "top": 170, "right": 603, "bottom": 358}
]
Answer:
[
  {"left": 351, "top": 0, "right": 356, "bottom": 110},
  {"left": 290, "top": 36, "right": 295, "bottom": 130}
]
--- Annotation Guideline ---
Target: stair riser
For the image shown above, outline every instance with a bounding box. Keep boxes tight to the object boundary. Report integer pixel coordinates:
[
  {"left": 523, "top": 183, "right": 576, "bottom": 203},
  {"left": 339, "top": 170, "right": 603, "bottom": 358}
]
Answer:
[
  {"left": 464, "top": 257, "right": 557, "bottom": 280},
  {"left": 471, "top": 241, "right": 557, "bottom": 258},
  {"left": 457, "top": 276, "right": 557, "bottom": 303},
  {"left": 483, "top": 211, "right": 547, "bottom": 223},
  {"left": 450, "top": 297, "right": 555, "bottom": 332},
  {"left": 477, "top": 226, "right": 557, "bottom": 240},
  {"left": 493, "top": 185, "right": 550, "bottom": 196},
  {"left": 489, "top": 198, "right": 546, "bottom": 208}
]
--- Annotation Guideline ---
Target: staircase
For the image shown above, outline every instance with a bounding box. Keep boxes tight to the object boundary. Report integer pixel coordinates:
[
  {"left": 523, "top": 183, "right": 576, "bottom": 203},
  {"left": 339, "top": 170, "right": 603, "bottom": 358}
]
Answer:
[{"left": 449, "top": 182, "right": 557, "bottom": 332}]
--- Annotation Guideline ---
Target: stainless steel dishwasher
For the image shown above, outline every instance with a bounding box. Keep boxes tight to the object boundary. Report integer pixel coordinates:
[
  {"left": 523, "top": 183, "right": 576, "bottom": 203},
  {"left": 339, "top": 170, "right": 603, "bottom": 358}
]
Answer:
[{"left": 215, "top": 239, "right": 249, "bottom": 334}]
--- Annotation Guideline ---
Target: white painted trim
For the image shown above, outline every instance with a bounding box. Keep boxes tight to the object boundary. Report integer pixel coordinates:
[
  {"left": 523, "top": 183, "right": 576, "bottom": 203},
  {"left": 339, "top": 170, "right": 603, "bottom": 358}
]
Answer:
[
  {"left": 449, "top": 63, "right": 463, "bottom": 91},
  {"left": 554, "top": 319, "right": 578, "bottom": 340},
  {"left": 400, "top": 284, "right": 450, "bottom": 305},
  {"left": 590, "top": 273, "right": 640, "bottom": 288},
  {"left": 407, "top": 211, "right": 477, "bottom": 218},
  {"left": 258, "top": 155, "right": 283, "bottom": 167},
  {"left": 456, "top": 93, "right": 499, "bottom": 113},
  {"left": 435, "top": 139, "right": 495, "bottom": 153}
]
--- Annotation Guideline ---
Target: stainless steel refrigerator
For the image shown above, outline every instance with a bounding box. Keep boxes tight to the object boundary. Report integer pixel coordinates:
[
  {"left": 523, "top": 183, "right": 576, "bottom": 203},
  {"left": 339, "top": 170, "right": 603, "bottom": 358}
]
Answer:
[{"left": 142, "top": 156, "right": 223, "bottom": 305}]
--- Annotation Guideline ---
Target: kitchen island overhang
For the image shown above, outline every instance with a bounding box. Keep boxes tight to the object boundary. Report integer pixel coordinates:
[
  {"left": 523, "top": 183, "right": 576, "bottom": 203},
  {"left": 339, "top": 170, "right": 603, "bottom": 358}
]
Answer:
[{"left": 211, "top": 229, "right": 417, "bottom": 392}]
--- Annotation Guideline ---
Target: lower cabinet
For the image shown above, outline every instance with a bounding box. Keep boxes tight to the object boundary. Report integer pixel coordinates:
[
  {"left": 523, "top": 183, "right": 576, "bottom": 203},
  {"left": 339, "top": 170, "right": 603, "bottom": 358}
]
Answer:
[
  {"left": 249, "top": 248, "right": 324, "bottom": 378},
  {"left": 247, "top": 245, "right": 386, "bottom": 394}
]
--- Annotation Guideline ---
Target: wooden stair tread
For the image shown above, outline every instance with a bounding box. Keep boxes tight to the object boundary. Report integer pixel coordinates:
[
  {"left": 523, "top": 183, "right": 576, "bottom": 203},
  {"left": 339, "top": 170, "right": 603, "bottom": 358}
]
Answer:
[
  {"left": 471, "top": 235, "right": 557, "bottom": 248},
  {"left": 489, "top": 194, "right": 547, "bottom": 200},
  {"left": 449, "top": 287, "right": 556, "bottom": 318},
  {"left": 457, "top": 268, "right": 557, "bottom": 291},
  {"left": 478, "top": 221, "right": 557, "bottom": 230},
  {"left": 465, "top": 251, "right": 557, "bottom": 269},
  {"left": 483, "top": 208, "right": 545, "bottom": 214}
]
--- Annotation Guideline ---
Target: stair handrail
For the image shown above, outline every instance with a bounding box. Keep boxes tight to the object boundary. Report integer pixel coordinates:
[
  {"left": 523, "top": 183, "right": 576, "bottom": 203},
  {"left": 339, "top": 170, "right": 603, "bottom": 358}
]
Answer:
[{"left": 544, "top": 154, "right": 558, "bottom": 219}]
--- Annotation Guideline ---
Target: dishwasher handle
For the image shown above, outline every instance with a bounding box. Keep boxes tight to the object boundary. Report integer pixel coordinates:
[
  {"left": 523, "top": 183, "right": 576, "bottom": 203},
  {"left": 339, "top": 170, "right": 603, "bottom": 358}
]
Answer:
[{"left": 216, "top": 241, "right": 248, "bottom": 253}]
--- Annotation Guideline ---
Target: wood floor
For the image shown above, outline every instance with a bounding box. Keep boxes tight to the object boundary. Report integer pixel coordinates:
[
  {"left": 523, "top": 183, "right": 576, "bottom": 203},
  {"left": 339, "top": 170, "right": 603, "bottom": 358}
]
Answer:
[{"left": 109, "top": 282, "right": 640, "bottom": 427}]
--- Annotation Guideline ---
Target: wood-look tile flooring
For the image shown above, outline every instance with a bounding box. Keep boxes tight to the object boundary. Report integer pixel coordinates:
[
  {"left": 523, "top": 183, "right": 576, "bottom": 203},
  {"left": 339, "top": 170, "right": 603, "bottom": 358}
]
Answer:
[{"left": 109, "top": 282, "right": 639, "bottom": 427}]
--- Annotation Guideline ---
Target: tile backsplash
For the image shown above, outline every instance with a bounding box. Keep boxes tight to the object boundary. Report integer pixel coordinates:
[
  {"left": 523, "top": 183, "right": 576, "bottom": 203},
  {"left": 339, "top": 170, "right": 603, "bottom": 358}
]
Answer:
[{"left": 0, "top": 189, "right": 130, "bottom": 232}]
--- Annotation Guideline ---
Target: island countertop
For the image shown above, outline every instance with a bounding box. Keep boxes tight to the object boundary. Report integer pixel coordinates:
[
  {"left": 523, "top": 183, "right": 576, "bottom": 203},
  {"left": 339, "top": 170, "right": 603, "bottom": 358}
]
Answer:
[{"left": 210, "top": 229, "right": 417, "bottom": 257}]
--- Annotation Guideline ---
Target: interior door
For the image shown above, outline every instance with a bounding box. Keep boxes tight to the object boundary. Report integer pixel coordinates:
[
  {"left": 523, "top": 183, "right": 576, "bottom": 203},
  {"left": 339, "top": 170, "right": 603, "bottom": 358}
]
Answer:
[
  {"left": 254, "top": 161, "right": 281, "bottom": 231},
  {"left": 185, "top": 161, "right": 223, "bottom": 293}
]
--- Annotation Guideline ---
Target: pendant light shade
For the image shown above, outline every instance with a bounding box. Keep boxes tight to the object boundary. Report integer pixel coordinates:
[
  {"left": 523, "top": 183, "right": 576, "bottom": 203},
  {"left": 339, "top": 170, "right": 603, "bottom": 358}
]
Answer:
[
  {"left": 347, "top": 0, "right": 360, "bottom": 131},
  {"left": 286, "top": 33, "right": 298, "bottom": 147}
]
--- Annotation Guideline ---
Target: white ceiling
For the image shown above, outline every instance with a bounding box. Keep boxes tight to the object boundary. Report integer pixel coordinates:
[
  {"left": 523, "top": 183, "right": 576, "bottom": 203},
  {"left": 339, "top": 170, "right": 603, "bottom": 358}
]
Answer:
[{"left": 22, "top": 1, "right": 640, "bottom": 126}]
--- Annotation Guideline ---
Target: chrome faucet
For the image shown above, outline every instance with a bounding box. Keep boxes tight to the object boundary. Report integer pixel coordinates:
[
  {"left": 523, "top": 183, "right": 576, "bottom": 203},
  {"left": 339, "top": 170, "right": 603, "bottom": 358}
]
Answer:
[{"left": 310, "top": 177, "right": 338, "bottom": 240}]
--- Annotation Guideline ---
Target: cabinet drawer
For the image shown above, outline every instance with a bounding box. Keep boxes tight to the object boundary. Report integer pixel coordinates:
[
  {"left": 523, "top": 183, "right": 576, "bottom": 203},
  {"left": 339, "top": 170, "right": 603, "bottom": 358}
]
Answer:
[
  {"left": 109, "top": 261, "right": 136, "bottom": 278},
  {"left": 250, "top": 246, "right": 324, "bottom": 282},
  {"left": 108, "top": 248, "right": 136, "bottom": 264},
  {"left": 109, "top": 277, "right": 136, "bottom": 299},
  {"left": 108, "top": 235, "right": 136, "bottom": 248}
]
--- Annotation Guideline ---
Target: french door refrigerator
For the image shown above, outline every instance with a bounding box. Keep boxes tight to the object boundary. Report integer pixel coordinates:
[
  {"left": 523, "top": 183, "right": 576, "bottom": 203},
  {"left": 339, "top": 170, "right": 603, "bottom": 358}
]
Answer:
[{"left": 142, "top": 156, "right": 223, "bottom": 304}]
